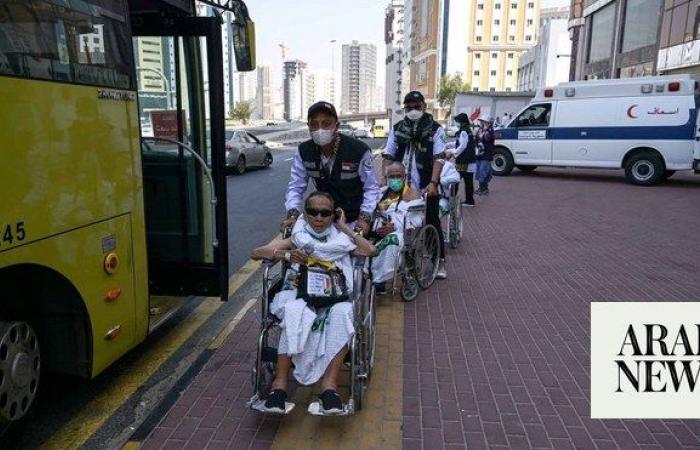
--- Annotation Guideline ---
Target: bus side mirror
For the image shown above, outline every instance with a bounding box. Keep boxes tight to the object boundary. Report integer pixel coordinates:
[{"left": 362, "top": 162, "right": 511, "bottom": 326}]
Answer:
[{"left": 232, "top": 17, "right": 256, "bottom": 72}]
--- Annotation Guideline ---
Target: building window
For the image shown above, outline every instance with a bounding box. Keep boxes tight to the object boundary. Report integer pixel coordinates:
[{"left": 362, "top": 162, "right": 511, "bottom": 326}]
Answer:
[
  {"left": 525, "top": 35, "right": 532, "bottom": 41},
  {"left": 510, "top": 19, "right": 516, "bottom": 25},
  {"left": 622, "top": 0, "right": 663, "bottom": 53},
  {"left": 506, "top": 87, "right": 512, "bottom": 92},
  {"left": 476, "top": 36, "right": 482, "bottom": 42},
  {"left": 475, "top": 53, "right": 481, "bottom": 59},
  {"left": 528, "top": 2, "right": 534, "bottom": 7},
  {"left": 588, "top": 3, "right": 615, "bottom": 63},
  {"left": 490, "top": 70, "right": 497, "bottom": 75},
  {"left": 494, "top": 19, "right": 500, "bottom": 25},
  {"left": 527, "top": 19, "right": 533, "bottom": 26},
  {"left": 477, "top": 3, "right": 484, "bottom": 10},
  {"left": 489, "top": 87, "right": 496, "bottom": 91},
  {"left": 492, "top": 52, "right": 498, "bottom": 59},
  {"left": 511, "top": 2, "right": 517, "bottom": 8},
  {"left": 474, "top": 70, "right": 480, "bottom": 76},
  {"left": 509, "top": 35, "right": 515, "bottom": 41},
  {"left": 477, "top": 19, "right": 483, "bottom": 25},
  {"left": 508, "top": 53, "right": 514, "bottom": 59},
  {"left": 495, "top": 3, "right": 501, "bottom": 9},
  {"left": 493, "top": 35, "right": 499, "bottom": 41},
  {"left": 507, "top": 70, "right": 513, "bottom": 75},
  {"left": 420, "top": 0, "right": 429, "bottom": 36},
  {"left": 473, "top": 87, "right": 479, "bottom": 91}
]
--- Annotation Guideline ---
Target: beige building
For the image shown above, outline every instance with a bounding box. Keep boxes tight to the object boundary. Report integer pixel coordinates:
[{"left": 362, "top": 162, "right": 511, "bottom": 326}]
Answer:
[
  {"left": 464, "top": 0, "right": 541, "bottom": 92},
  {"left": 409, "top": 0, "right": 442, "bottom": 111}
]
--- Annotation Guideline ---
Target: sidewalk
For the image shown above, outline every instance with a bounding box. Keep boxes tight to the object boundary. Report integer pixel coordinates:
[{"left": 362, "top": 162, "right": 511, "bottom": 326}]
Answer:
[{"left": 135, "top": 168, "right": 700, "bottom": 450}]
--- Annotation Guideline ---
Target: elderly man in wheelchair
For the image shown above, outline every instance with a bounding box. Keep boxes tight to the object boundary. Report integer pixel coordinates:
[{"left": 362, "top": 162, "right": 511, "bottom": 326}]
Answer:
[
  {"left": 371, "top": 162, "right": 442, "bottom": 301},
  {"left": 250, "top": 191, "right": 376, "bottom": 415}
]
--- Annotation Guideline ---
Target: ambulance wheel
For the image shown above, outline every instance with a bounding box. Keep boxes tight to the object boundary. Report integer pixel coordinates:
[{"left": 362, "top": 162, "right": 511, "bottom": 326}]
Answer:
[
  {"left": 663, "top": 170, "right": 675, "bottom": 180},
  {"left": 516, "top": 165, "right": 537, "bottom": 172},
  {"left": 492, "top": 147, "right": 514, "bottom": 176},
  {"left": 624, "top": 151, "right": 664, "bottom": 186}
]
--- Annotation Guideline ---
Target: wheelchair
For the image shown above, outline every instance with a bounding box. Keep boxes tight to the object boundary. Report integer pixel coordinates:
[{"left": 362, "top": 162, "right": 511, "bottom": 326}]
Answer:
[
  {"left": 440, "top": 182, "right": 463, "bottom": 249},
  {"left": 247, "top": 254, "right": 377, "bottom": 416},
  {"left": 376, "top": 201, "right": 441, "bottom": 302}
]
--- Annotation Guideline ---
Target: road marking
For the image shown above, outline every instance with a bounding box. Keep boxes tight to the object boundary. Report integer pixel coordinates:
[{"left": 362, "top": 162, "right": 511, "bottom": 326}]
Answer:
[
  {"left": 41, "top": 238, "right": 279, "bottom": 450},
  {"left": 208, "top": 296, "right": 258, "bottom": 349}
]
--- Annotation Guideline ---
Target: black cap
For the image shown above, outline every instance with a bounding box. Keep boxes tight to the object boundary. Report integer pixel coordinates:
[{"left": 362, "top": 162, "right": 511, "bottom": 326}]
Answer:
[
  {"left": 454, "top": 113, "right": 470, "bottom": 124},
  {"left": 307, "top": 101, "right": 338, "bottom": 120},
  {"left": 403, "top": 91, "right": 425, "bottom": 104}
]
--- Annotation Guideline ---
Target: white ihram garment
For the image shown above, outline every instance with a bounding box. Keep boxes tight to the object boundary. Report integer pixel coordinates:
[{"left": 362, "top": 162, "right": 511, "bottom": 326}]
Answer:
[{"left": 270, "top": 217, "right": 357, "bottom": 386}]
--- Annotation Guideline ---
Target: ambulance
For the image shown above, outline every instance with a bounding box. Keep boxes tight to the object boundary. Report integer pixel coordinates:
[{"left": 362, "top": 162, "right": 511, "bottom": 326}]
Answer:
[{"left": 492, "top": 75, "right": 700, "bottom": 185}]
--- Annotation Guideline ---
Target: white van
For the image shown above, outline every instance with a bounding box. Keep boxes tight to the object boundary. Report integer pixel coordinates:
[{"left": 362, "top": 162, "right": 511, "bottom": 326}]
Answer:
[{"left": 492, "top": 75, "right": 700, "bottom": 185}]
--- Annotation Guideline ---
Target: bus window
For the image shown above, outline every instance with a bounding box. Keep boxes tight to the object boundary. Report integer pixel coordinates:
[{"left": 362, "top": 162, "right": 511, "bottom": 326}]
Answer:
[{"left": 0, "top": 0, "right": 133, "bottom": 89}]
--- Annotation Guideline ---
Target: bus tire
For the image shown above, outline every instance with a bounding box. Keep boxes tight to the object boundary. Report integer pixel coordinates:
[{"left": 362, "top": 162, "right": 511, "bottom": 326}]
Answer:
[
  {"left": 0, "top": 321, "right": 40, "bottom": 423},
  {"left": 492, "top": 147, "right": 514, "bottom": 176},
  {"left": 624, "top": 151, "right": 664, "bottom": 186},
  {"left": 516, "top": 165, "right": 537, "bottom": 172}
]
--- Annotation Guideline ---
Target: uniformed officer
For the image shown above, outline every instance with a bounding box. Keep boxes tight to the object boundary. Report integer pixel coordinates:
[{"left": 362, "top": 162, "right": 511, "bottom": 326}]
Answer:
[
  {"left": 381, "top": 91, "right": 448, "bottom": 279},
  {"left": 450, "top": 113, "right": 476, "bottom": 207},
  {"left": 283, "top": 101, "right": 381, "bottom": 235}
]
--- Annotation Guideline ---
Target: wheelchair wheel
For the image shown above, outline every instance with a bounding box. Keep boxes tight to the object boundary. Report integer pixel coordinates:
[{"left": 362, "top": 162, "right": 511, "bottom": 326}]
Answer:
[
  {"left": 351, "top": 333, "right": 366, "bottom": 411},
  {"left": 401, "top": 276, "right": 419, "bottom": 302},
  {"left": 413, "top": 224, "right": 440, "bottom": 290},
  {"left": 252, "top": 322, "right": 280, "bottom": 400},
  {"left": 365, "top": 284, "right": 377, "bottom": 373},
  {"left": 448, "top": 196, "right": 462, "bottom": 249}
]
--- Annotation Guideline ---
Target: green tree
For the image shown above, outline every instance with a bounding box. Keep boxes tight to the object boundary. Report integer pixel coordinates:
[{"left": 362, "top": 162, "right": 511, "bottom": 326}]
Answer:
[
  {"left": 231, "top": 101, "right": 254, "bottom": 124},
  {"left": 437, "top": 73, "right": 470, "bottom": 120}
]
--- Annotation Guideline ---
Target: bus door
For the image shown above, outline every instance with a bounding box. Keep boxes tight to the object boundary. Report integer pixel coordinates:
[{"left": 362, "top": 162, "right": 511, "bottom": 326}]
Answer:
[{"left": 131, "top": 15, "right": 229, "bottom": 304}]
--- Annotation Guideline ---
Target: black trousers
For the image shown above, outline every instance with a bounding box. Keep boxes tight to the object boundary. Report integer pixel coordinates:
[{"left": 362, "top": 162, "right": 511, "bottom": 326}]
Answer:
[
  {"left": 425, "top": 194, "right": 445, "bottom": 259},
  {"left": 460, "top": 171, "right": 475, "bottom": 205}
]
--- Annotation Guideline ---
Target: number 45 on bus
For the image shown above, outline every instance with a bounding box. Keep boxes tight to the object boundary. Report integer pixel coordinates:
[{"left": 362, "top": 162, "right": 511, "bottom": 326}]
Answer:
[{"left": 0, "top": 0, "right": 255, "bottom": 423}]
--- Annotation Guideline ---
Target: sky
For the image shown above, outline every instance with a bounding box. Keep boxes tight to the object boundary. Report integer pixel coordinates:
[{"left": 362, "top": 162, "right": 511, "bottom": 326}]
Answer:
[{"left": 246, "top": 0, "right": 569, "bottom": 91}]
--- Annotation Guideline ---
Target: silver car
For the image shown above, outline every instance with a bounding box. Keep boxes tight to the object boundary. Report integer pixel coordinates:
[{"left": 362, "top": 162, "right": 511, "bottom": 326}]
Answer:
[{"left": 225, "top": 130, "right": 273, "bottom": 175}]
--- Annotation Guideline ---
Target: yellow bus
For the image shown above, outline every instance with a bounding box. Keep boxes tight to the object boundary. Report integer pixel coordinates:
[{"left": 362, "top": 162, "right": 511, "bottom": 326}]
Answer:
[{"left": 0, "top": 0, "right": 254, "bottom": 423}]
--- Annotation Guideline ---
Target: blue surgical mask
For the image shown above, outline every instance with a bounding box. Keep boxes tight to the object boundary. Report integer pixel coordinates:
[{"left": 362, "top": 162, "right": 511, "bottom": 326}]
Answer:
[{"left": 388, "top": 178, "right": 404, "bottom": 192}]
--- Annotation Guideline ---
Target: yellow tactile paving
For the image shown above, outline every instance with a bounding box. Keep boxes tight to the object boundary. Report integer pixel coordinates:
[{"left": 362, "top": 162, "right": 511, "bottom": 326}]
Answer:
[{"left": 271, "top": 294, "right": 404, "bottom": 450}]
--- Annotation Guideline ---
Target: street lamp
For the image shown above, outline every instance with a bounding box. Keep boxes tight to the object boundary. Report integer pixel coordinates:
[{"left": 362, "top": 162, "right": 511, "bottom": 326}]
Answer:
[{"left": 136, "top": 66, "right": 173, "bottom": 109}]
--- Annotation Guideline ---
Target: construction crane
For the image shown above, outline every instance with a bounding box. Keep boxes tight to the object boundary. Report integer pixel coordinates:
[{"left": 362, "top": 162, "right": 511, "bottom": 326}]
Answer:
[{"left": 278, "top": 43, "right": 288, "bottom": 61}]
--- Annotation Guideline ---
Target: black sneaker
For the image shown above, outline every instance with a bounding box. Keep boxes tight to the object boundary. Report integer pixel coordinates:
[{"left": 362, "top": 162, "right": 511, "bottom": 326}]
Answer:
[
  {"left": 264, "top": 389, "right": 287, "bottom": 413},
  {"left": 319, "top": 389, "right": 343, "bottom": 414},
  {"left": 374, "top": 282, "right": 388, "bottom": 295},
  {"left": 460, "top": 201, "right": 475, "bottom": 207}
]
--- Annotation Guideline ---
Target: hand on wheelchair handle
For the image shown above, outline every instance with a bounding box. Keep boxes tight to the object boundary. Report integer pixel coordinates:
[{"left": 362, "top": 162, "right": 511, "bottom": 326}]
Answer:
[
  {"left": 289, "top": 249, "right": 309, "bottom": 265},
  {"left": 280, "top": 217, "right": 296, "bottom": 236}
]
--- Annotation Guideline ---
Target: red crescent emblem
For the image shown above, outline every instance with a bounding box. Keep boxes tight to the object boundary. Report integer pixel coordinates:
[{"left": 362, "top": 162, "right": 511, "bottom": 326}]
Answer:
[{"left": 627, "top": 104, "right": 638, "bottom": 119}]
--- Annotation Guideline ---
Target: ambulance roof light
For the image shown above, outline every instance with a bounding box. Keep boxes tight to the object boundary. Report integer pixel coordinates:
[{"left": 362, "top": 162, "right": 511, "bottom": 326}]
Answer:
[
  {"left": 655, "top": 84, "right": 665, "bottom": 92},
  {"left": 641, "top": 84, "right": 653, "bottom": 94},
  {"left": 544, "top": 88, "right": 553, "bottom": 98},
  {"left": 668, "top": 82, "right": 680, "bottom": 92},
  {"left": 565, "top": 88, "right": 575, "bottom": 97}
]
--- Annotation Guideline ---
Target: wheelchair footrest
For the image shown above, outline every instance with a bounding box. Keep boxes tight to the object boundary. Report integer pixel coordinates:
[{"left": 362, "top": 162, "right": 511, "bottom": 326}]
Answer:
[
  {"left": 307, "top": 400, "right": 354, "bottom": 416},
  {"left": 248, "top": 395, "right": 295, "bottom": 415},
  {"left": 261, "top": 346, "right": 278, "bottom": 363}
]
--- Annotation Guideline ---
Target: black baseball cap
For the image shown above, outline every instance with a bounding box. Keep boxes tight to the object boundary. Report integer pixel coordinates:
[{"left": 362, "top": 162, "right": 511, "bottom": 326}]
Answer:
[
  {"left": 403, "top": 91, "right": 425, "bottom": 104},
  {"left": 454, "top": 113, "right": 470, "bottom": 124},
  {"left": 307, "top": 101, "right": 338, "bottom": 120}
]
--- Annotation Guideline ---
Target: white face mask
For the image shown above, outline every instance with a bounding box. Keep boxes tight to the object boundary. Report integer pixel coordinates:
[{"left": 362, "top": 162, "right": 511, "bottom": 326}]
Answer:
[
  {"left": 406, "top": 109, "right": 424, "bottom": 122},
  {"left": 311, "top": 129, "right": 335, "bottom": 146},
  {"left": 304, "top": 222, "right": 332, "bottom": 240}
]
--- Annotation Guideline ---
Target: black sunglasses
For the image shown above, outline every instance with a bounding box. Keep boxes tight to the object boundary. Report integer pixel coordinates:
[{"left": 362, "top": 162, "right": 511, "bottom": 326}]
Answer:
[{"left": 305, "top": 208, "right": 334, "bottom": 218}]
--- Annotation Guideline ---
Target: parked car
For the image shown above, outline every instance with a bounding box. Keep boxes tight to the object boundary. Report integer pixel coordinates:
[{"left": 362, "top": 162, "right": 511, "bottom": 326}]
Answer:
[
  {"left": 225, "top": 130, "right": 273, "bottom": 174},
  {"left": 266, "top": 122, "right": 276, "bottom": 126},
  {"left": 338, "top": 123, "right": 355, "bottom": 137},
  {"left": 371, "top": 124, "right": 387, "bottom": 138},
  {"left": 354, "top": 127, "right": 374, "bottom": 139}
]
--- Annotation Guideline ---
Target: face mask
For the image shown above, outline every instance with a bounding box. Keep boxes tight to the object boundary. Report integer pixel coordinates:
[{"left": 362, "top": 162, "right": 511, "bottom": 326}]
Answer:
[
  {"left": 406, "top": 110, "right": 424, "bottom": 122},
  {"left": 388, "top": 178, "right": 404, "bottom": 192},
  {"left": 304, "top": 222, "right": 332, "bottom": 240},
  {"left": 311, "top": 129, "right": 335, "bottom": 146}
]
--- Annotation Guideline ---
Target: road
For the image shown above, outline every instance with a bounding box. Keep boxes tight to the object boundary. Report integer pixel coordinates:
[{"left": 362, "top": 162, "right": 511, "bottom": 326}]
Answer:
[{"left": 2, "top": 137, "right": 386, "bottom": 449}]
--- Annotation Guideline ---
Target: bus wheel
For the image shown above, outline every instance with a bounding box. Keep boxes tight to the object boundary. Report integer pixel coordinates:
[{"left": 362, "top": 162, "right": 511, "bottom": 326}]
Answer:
[
  {"left": 0, "top": 321, "right": 40, "bottom": 422},
  {"left": 492, "top": 148, "right": 514, "bottom": 176},
  {"left": 624, "top": 151, "right": 664, "bottom": 185}
]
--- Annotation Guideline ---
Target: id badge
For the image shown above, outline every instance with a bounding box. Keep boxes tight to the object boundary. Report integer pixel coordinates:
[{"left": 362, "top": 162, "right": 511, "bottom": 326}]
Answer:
[{"left": 307, "top": 271, "right": 333, "bottom": 297}]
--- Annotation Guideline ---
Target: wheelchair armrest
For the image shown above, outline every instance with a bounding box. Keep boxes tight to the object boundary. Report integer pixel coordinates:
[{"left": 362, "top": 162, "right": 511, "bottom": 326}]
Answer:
[{"left": 405, "top": 204, "right": 426, "bottom": 214}]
